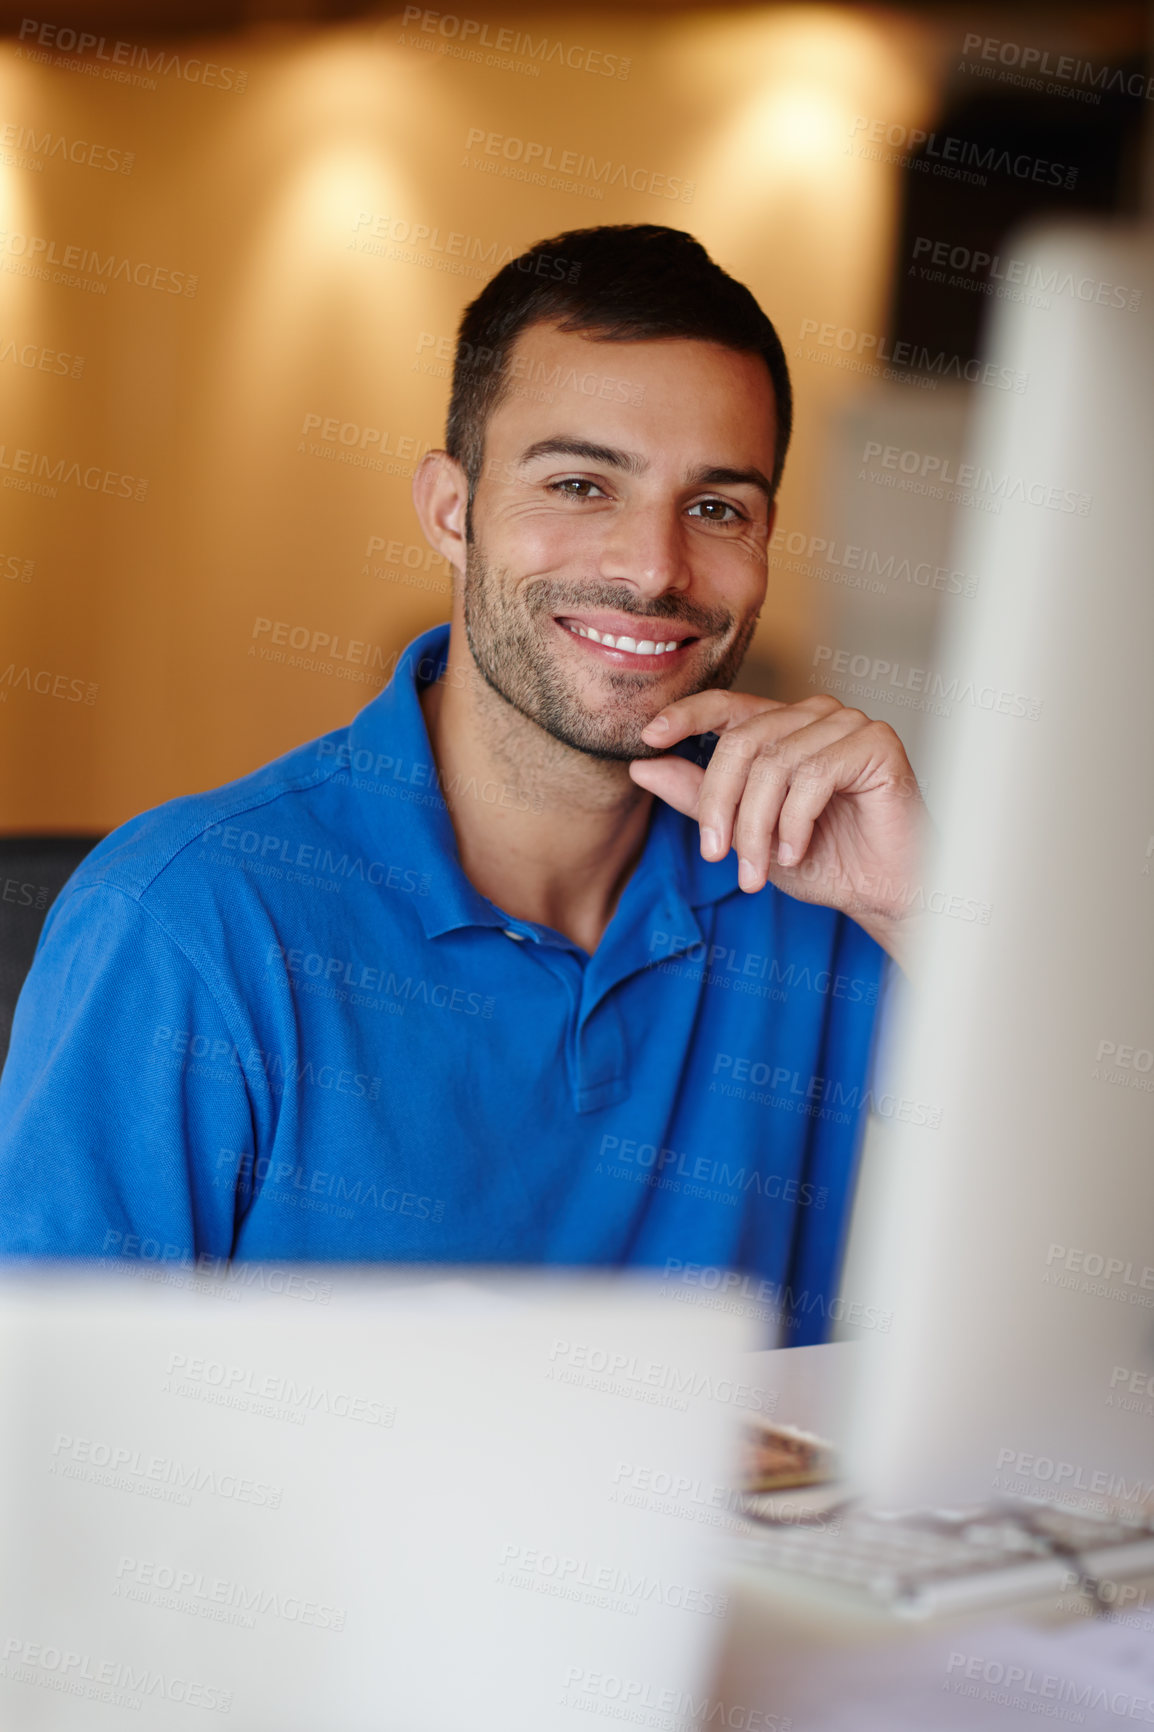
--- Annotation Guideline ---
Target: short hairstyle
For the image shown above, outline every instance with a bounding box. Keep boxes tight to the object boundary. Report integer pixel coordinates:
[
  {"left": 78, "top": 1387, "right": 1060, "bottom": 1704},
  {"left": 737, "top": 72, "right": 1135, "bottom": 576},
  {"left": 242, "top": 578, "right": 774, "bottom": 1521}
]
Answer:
[{"left": 445, "top": 224, "right": 793, "bottom": 514}]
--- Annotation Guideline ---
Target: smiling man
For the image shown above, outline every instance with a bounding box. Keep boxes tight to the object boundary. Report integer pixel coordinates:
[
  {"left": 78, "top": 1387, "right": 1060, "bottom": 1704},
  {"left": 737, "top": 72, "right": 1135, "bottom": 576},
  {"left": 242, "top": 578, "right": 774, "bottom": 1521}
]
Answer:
[{"left": 0, "top": 225, "right": 922, "bottom": 1341}]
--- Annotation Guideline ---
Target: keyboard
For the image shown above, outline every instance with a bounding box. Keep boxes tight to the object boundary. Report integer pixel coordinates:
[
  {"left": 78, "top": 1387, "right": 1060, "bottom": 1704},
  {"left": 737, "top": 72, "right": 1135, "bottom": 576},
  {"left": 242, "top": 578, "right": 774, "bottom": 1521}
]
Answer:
[{"left": 734, "top": 1499, "right": 1154, "bottom": 1618}]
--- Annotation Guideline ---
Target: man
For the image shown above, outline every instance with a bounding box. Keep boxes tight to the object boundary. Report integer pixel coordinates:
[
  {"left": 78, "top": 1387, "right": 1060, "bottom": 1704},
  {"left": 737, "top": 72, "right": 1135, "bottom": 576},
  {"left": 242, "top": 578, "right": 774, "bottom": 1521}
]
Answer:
[{"left": 0, "top": 225, "right": 922, "bottom": 1341}]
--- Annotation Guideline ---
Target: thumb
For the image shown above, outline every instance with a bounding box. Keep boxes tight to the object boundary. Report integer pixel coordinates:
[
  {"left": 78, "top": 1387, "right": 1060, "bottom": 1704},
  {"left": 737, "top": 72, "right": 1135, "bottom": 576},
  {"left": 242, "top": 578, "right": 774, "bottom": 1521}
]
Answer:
[{"left": 628, "top": 755, "right": 704, "bottom": 819}]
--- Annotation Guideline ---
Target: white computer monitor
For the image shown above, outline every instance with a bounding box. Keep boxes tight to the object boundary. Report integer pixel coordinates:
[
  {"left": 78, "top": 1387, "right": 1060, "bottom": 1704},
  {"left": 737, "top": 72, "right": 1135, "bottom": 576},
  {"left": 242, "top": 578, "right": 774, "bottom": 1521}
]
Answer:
[{"left": 840, "top": 223, "right": 1154, "bottom": 1521}]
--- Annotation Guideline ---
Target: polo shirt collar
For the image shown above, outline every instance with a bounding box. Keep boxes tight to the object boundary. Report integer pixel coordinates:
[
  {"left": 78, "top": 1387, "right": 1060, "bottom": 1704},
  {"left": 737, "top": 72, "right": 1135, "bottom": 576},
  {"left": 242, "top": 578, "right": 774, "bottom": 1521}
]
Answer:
[{"left": 347, "top": 624, "right": 740, "bottom": 948}]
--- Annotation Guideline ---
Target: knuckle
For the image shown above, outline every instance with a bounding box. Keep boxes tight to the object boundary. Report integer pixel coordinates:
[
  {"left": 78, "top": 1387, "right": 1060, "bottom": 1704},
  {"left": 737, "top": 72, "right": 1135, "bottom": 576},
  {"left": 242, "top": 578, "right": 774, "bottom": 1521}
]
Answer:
[
  {"left": 798, "top": 753, "right": 836, "bottom": 787},
  {"left": 748, "top": 753, "right": 787, "bottom": 791},
  {"left": 732, "top": 819, "right": 767, "bottom": 865},
  {"left": 713, "top": 736, "right": 755, "bottom": 770}
]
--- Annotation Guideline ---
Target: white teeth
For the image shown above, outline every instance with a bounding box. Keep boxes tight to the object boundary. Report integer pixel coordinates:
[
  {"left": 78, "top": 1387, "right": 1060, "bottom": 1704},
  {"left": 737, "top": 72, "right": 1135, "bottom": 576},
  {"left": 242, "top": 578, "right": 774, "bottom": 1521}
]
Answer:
[{"left": 564, "top": 622, "right": 684, "bottom": 655}]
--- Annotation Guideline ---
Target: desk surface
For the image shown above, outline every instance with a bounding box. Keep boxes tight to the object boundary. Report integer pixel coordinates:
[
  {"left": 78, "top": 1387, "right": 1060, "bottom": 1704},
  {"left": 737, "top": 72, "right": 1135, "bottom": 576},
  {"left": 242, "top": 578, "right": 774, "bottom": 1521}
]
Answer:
[
  {"left": 708, "top": 1344, "right": 1154, "bottom": 1732},
  {"left": 752, "top": 1340, "right": 859, "bottom": 1441}
]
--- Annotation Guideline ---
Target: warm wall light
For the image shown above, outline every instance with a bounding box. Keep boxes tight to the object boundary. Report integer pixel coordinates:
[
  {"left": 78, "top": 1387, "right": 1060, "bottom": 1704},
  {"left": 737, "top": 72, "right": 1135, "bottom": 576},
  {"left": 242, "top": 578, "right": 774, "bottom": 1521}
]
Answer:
[
  {"left": 657, "top": 3, "right": 935, "bottom": 364},
  {"left": 687, "top": 7, "right": 933, "bottom": 189},
  {"left": 184, "top": 28, "right": 436, "bottom": 553},
  {"left": 219, "top": 140, "right": 418, "bottom": 365},
  {"left": 656, "top": 3, "right": 936, "bottom": 331},
  {"left": 646, "top": 5, "right": 936, "bottom": 680},
  {"left": 0, "top": 49, "right": 37, "bottom": 327},
  {"left": 155, "top": 28, "right": 460, "bottom": 788},
  {"left": 202, "top": 34, "right": 425, "bottom": 390},
  {"left": 749, "top": 87, "right": 848, "bottom": 164}
]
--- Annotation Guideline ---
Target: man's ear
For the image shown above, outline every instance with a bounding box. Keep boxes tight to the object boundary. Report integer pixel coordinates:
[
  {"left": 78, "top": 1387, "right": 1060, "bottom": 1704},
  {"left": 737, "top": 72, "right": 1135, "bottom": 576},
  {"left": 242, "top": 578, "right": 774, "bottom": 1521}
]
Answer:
[{"left": 412, "top": 451, "right": 469, "bottom": 576}]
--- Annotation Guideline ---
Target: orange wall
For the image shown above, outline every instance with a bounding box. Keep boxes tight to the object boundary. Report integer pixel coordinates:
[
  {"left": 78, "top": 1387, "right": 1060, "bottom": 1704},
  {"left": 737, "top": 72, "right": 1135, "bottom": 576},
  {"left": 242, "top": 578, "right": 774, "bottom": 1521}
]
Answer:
[{"left": 0, "top": 6, "right": 934, "bottom": 831}]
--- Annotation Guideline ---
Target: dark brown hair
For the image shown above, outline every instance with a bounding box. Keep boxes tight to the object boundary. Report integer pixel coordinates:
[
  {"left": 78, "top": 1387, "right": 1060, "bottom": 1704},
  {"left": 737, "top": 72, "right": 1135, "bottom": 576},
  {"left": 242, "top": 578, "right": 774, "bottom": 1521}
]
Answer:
[{"left": 445, "top": 224, "right": 793, "bottom": 515}]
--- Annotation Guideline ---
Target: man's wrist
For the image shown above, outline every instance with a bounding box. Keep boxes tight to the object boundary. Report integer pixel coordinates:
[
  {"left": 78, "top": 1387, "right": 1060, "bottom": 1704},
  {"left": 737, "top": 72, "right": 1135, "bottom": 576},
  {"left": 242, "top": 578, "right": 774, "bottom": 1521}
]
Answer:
[{"left": 854, "top": 907, "right": 922, "bottom": 974}]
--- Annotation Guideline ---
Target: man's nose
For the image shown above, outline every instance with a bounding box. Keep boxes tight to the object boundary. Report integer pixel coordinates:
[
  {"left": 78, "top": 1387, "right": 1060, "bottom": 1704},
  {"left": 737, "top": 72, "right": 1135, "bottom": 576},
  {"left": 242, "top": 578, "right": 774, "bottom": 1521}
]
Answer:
[{"left": 596, "top": 501, "right": 691, "bottom": 597}]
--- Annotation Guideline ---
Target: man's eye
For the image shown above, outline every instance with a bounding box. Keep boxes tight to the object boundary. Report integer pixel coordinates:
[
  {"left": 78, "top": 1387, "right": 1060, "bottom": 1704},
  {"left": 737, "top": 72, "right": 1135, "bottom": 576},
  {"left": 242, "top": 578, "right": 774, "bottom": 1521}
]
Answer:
[
  {"left": 548, "top": 477, "right": 606, "bottom": 500},
  {"left": 688, "top": 498, "right": 744, "bottom": 523}
]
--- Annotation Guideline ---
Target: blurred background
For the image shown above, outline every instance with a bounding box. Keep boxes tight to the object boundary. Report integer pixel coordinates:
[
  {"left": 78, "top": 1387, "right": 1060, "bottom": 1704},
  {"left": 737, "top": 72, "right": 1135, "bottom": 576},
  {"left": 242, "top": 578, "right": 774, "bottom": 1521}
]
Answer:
[{"left": 0, "top": 0, "right": 1149, "bottom": 1039}]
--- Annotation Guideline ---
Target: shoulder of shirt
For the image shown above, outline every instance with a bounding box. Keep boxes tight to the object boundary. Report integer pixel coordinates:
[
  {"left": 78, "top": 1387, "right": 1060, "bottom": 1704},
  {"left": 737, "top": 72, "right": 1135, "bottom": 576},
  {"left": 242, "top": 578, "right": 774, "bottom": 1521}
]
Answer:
[{"left": 57, "top": 724, "right": 353, "bottom": 910}]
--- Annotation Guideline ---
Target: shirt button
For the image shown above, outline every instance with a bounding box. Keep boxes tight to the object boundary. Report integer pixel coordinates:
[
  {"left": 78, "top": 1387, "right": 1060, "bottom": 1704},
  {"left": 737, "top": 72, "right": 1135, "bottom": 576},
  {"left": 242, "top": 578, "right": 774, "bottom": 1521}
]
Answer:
[{"left": 503, "top": 928, "right": 526, "bottom": 942}]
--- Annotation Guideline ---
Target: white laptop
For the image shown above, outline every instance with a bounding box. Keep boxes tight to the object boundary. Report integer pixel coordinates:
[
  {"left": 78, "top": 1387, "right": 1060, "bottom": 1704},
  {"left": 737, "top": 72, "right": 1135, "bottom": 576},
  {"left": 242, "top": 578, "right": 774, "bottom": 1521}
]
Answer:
[{"left": 0, "top": 1269, "right": 756, "bottom": 1729}]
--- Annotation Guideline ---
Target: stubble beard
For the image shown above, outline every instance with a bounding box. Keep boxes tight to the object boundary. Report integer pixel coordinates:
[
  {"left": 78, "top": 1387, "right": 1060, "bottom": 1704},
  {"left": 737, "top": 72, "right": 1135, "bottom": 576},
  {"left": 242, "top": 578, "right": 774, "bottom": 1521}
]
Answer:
[{"left": 461, "top": 541, "right": 759, "bottom": 762}]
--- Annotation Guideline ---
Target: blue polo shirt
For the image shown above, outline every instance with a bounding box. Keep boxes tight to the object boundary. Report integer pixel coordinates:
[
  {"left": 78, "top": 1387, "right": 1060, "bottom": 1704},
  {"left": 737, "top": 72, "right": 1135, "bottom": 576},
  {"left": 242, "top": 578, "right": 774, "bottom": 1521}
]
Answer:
[{"left": 0, "top": 625, "right": 885, "bottom": 1342}]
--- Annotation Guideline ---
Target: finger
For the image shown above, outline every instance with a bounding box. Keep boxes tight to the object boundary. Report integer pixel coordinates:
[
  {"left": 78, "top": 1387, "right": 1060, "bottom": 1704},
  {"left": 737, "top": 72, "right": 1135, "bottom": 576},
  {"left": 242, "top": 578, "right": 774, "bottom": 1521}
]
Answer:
[
  {"left": 731, "top": 711, "right": 870, "bottom": 890},
  {"left": 630, "top": 710, "right": 842, "bottom": 856},
  {"left": 641, "top": 688, "right": 851, "bottom": 748},
  {"left": 691, "top": 696, "right": 848, "bottom": 861},
  {"left": 774, "top": 758, "right": 843, "bottom": 869},
  {"left": 627, "top": 755, "right": 704, "bottom": 818},
  {"left": 774, "top": 721, "right": 907, "bottom": 870},
  {"left": 640, "top": 689, "right": 780, "bottom": 749},
  {"left": 644, "top": 689, "right": 848, "bottom": 752},
  {"left": 692, "top": 727, "right": 761, "bottom": 860}
]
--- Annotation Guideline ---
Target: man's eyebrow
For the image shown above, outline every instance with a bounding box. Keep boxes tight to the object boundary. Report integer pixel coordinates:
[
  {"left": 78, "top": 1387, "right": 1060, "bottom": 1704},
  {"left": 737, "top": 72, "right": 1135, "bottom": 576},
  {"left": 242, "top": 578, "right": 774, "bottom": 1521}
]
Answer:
[
  {"left": 687, "top": 465, "right": 774, "bottom": 503},
  {"left": 517, "top": 438, "right": 648, "bottom": 474}
]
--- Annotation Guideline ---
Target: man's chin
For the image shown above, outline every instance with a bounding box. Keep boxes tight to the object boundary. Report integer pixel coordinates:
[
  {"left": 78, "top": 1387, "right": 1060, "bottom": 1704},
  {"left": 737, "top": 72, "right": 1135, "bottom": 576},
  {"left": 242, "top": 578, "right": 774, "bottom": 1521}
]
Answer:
[
  {"left": 541, "top": 722, "right": 661, "bottom": 764},
  {"left": 535, "top": 691, "right": 700, "bottom": 762},
  {"left": 623, "top": 735, "right": 673, "bottom": 763},
  {"left": 520, "top": 692, "right": 668, "bottom": 762}
]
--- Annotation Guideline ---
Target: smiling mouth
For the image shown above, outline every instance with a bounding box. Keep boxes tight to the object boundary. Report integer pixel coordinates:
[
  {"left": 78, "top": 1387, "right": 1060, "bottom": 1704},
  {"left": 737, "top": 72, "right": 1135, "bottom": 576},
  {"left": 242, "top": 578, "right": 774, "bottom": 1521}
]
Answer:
[{"left": 556, "top": 617, "right": 698, "bottom": 661}]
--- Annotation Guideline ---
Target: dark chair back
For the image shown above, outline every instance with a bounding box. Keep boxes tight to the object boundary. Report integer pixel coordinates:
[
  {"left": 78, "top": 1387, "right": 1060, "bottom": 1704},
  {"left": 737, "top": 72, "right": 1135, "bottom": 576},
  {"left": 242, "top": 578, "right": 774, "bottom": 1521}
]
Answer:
[{"left": 0, "top": 837, "right": 102, "bottom": 1071}]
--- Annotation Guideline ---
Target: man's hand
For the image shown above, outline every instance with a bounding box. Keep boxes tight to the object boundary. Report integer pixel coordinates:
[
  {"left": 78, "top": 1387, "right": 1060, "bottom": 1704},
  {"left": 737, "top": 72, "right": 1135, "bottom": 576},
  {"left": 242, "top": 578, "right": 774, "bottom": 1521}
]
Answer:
[{"left": 628, "top": 690, "right": 926, "bottom": 964}]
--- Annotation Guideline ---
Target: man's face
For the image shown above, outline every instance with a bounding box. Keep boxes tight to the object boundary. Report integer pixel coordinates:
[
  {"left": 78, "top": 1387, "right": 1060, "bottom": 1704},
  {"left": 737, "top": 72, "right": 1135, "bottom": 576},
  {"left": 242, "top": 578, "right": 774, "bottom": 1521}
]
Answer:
[{"left": 461, "top": 324, "right": 777, "bottom": 761}]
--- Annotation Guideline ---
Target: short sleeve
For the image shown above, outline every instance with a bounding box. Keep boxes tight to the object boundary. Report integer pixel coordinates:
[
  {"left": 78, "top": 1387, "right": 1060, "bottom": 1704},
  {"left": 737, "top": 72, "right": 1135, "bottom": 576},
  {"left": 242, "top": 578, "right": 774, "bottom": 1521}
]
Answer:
[{"left": 0, "top": 882, "right": 256, "bottom": 1260}]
